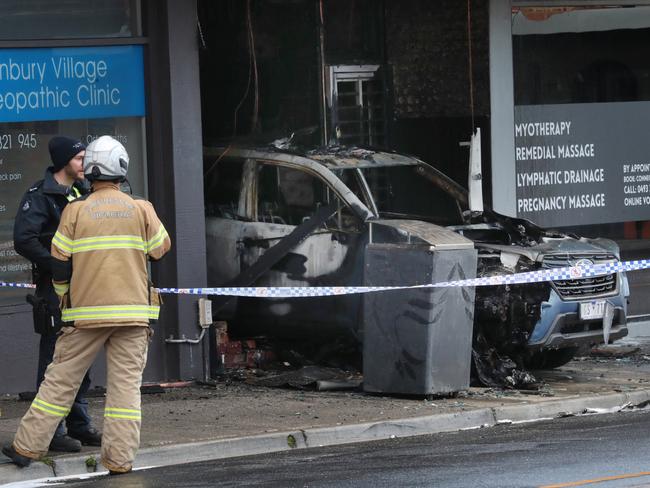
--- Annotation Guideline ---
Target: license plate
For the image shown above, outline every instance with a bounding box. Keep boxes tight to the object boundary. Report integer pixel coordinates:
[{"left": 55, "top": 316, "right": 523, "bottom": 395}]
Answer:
[{"left": 580, "top": 300, "right": 606, "bottom": 320}]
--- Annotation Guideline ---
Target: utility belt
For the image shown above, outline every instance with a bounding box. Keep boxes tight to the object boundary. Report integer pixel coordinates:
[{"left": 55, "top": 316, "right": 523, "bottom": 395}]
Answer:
[
  {"left": 26, "top": 293, "right": 62, "bottom": 336},
  {"left": 28, "top": 268, "right": 63, "bottom": 336}
]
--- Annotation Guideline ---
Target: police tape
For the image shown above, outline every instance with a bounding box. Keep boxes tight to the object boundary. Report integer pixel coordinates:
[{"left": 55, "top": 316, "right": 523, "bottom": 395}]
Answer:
[
  {"left": 0, "top": 281, "right": 35, "bottom": 289},
  {"left": 1, "top": 259, "right": 647, "bottom": 298},
  {"left": 155, "top": 259, "right": 647, "bottom": 298}
]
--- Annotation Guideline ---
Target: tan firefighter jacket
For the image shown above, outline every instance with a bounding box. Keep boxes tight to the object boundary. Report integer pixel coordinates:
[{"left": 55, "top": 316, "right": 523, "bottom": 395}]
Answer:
[{"left": 51, "top": 181, "right": 171, "bottom": 327}]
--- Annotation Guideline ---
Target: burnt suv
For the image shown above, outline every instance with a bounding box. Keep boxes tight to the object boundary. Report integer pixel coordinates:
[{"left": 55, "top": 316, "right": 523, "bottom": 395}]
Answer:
[{"left": 204, "top": 145, "right": 629, "bottom": 371}]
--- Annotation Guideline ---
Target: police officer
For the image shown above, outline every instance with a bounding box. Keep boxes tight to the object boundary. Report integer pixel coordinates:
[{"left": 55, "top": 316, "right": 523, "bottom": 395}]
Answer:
[
  {"left": 3, "top": 136, "right": 171, "bottom": 474},
  {"left": 12, "top": 136, "right": 101, "bottom": 452}
]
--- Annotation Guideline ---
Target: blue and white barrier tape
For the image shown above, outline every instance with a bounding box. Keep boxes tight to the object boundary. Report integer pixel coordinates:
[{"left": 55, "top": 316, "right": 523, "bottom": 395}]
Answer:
[
  {"left": 0, "top": 281, "right": 36, "bottom": 289},
  {"left": 156, "top": 259, "right": 646, "bottom": 298},
  {"left": 2, "top": 259, "right": 646, "bottom": 298}
]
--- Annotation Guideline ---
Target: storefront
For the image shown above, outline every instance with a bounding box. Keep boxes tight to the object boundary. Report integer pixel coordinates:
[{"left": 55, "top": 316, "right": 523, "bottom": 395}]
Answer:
[
  {"left": 490, "top": 0, "right": 650, "bottom": 316},
  {"left": 5, "top": 0, "right": 648, "bottom": 393},
  {"left": 0, "top": 0, "right": 205, "bottom": 394}
]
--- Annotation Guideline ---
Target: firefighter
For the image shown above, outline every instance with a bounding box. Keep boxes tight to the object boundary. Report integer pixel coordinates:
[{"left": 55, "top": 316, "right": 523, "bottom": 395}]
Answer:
[
  {"left": 3, "top": 136, "right": 171, "bottom": 475},
  {"left": 13, "top": 136, "right": 101, "bottom": 452}
]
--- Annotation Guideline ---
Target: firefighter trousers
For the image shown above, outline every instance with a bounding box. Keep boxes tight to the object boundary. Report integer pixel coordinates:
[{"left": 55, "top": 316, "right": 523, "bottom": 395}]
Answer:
[{"left": 13, "top": 325, "right": 151, "bottom": 473}]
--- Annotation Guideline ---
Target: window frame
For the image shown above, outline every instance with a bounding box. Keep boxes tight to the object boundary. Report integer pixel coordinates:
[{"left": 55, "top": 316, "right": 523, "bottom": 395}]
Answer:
[{"left": 251, "top": 158, "right": 364, "bottom": 233}]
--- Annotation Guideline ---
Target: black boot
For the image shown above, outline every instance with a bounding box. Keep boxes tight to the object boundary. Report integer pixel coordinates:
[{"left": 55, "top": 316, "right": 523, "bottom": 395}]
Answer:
[
  {"left": 2, "top": 445, "right": 32, "bottom": 468},
  {"left": 69, "top": 427, "right": 102, "bottom": 447},
  {"left": 49, "top": 435, "right": 81, "bottom": 452}
]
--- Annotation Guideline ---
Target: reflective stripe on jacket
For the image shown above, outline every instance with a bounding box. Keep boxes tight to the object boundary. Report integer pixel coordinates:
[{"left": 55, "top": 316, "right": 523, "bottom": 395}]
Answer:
[{"left": 51, "top": 181, "right": 171, "bottom": 328}]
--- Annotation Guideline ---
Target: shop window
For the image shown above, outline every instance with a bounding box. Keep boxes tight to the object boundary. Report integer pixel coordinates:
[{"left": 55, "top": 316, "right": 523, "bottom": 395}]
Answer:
[
  {"left": 572, "top": 60, "right": 638, "bottom": 103},
  {"left": 512, "top": 5, "right": 650, "bottom": 106},
  {"left": 0, "top": 1, "right": 141, "bottom": 40},
  {"left": 511, "top": 4, "right": 650, "bottom": 242},
  {"left": 0, "top": 38, "right": 145, "bottom": 306},
  {"left": 0, "top": 116, "right": 146, "bottom": 307}
]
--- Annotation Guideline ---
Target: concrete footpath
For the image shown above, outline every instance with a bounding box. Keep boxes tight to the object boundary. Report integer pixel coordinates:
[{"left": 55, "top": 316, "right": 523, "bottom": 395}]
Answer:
[{"left": 2, "top": 322, "right": 650, "bottom": 484}]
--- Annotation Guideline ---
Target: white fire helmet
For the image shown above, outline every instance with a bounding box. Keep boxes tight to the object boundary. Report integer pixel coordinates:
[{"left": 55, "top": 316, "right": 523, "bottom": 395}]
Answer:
[{"left": 83, "top": 136, "right": 129, "bottom": 181}]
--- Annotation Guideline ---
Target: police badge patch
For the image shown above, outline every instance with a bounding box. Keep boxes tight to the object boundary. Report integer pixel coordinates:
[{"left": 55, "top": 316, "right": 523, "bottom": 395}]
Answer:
[{"left": 22, "top": 201, "right": 30, "bottom": 211}]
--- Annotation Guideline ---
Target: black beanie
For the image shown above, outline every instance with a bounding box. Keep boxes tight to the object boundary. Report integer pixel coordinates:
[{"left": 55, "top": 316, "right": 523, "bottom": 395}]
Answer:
[{"left": 48, "top": 136, "right": 86, "bottom": 171}]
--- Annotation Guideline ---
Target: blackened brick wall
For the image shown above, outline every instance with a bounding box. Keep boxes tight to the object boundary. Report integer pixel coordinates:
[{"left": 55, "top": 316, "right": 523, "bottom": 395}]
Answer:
[
  {"left": 384, "top": 0, "right": 491, "bottom": 199},
  {"left": 385, "top": 0, "right": 490, "bottom": 119}
]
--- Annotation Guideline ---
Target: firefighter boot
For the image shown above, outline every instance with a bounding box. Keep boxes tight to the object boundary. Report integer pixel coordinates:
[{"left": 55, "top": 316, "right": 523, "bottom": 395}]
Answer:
[
  {"left": 69, "top": 427, "right": 102, "bottom": 446},
  {"left": 2, "top": 445, "right": 32, "bottom": 467},
  {"left": 49, "top": 435, "right": 82, "bottom": 452}
]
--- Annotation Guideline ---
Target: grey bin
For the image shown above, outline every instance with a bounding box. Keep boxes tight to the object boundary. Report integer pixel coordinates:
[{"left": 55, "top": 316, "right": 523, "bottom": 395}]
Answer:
[{"left": 362, "top": 224, "right": 477, "bottom": 396}]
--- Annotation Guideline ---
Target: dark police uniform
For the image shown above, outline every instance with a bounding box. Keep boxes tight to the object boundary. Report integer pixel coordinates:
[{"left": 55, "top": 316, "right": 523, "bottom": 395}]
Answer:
[{"left": 13, "top": 167, "right": 93, "bottom": 440}]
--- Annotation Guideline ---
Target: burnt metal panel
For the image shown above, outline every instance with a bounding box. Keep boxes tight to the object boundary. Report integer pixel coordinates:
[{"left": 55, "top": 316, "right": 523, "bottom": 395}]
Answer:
[
  {"left": 370, "top": 220, "right": 474, "bottom": 249},
  {"left": 227, "top": 226, "right": 367, "bottom": 341},
  {"left": 363, "top": 244, "right": 477, "bottom": 395},
  {"left": 203, "top": 147, "right": 374, "bottom": 221}
]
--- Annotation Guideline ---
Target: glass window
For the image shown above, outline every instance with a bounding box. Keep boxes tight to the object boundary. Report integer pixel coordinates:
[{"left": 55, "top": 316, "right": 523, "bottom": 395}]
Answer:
[
  {"left": 256, "top": 164, "right": 360, "bottom": 231},
  {"left": 0, "top": 117, "right": 146, "bottom": 306},
  {"left": 511, "top": 5, "right": 650, "bottom": 243},
  {"left": 333, "top": 167, "right": 370, "bottom": 208},
  {"left": 0, "top": 40, "right": 146, "bottom": 306},
  {"left": 0, "top": 1, "right": 141, "bottom": 40},
  {"left": 356, "top": 165, "right": 464, "bottom": 225},
  {"left": 513, "top": 6, "right": 650, "bottom": 106},
  {"left": 257, "top": 165, "right": 327, "bottom": 226}
]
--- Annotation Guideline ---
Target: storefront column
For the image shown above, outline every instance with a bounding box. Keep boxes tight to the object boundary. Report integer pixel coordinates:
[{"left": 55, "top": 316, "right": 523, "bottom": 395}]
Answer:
[
  {"left": 489, "top": 0, "right": 516, "bottom": 217},
  {"left": 146, "top": 0, "right": 206, "bottom": 381}
]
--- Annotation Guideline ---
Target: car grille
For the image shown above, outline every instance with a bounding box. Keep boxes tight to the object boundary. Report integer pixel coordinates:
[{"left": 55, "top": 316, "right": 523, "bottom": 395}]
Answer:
[{"left": 542, "top": 253, "right": 618, "bottom": 299}]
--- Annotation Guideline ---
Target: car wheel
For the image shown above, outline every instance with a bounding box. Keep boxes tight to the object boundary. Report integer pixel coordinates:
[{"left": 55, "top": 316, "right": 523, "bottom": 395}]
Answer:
[{"left": 524, "top": 347, "right": 579, "bottom": 369}]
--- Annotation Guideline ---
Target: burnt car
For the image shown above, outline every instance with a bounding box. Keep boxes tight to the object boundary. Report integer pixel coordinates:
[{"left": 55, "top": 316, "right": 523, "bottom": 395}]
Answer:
[{"left": 203, "top": 145, "right": 629, "bottom": 373}]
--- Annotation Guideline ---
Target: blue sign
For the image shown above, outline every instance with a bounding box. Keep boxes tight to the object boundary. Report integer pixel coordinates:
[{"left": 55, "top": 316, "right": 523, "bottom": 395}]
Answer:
[{"left": 0, "top": 45, "right": 145, "bottom": 122}]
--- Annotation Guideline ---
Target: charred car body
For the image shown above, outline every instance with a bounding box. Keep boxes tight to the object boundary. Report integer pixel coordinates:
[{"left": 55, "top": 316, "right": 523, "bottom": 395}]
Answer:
[{"left": 204, "top": 145, "right": 629, "bottom": 375}]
